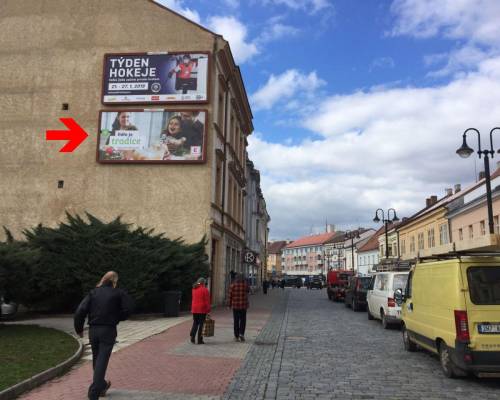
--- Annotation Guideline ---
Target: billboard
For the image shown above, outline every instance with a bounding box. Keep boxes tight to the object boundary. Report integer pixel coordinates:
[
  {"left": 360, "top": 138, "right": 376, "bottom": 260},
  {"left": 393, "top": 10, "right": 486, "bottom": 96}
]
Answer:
[
  {"left": 97, "top": 110, "right": 206, "bottom": 163},
  {"left": 102, "top": 52, "right": 209, "bottom": 104}
]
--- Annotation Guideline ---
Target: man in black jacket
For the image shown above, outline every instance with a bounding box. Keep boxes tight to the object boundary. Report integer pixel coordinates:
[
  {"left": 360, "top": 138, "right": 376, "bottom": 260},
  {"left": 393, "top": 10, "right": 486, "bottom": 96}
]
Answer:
[{"left": 74, "top": 271, "right": 134, "bottom": 400}]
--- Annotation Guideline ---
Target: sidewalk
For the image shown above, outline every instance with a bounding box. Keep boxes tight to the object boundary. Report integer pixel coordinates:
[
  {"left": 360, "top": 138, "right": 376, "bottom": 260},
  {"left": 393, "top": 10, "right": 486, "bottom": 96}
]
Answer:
[{"left": 18, "top": 289, "right": 283, "bottom": 400}]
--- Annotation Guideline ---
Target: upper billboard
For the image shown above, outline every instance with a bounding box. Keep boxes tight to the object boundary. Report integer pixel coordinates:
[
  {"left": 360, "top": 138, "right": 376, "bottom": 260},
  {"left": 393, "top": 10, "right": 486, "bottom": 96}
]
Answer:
[{"left": 102, "top": 52, "right": 209, "bottom": 104}]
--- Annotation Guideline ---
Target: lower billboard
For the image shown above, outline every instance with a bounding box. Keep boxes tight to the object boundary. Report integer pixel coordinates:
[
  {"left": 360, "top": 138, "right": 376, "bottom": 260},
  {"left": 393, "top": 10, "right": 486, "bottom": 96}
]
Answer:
[{"left": 97, "top": 110, "right": 206, "bottom": 163}]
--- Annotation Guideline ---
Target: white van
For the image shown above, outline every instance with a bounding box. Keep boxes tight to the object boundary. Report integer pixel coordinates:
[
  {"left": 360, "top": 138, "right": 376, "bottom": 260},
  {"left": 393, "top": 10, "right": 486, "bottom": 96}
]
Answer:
[{"left": 367, "top": 272, "right": 409, "bottom": 328}]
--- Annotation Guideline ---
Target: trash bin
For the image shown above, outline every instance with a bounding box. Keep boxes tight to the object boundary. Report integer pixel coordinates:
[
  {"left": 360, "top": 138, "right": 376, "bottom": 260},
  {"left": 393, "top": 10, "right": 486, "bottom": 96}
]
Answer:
[{"left": 164, "top": 291, "right": 182, "bottom": 317}]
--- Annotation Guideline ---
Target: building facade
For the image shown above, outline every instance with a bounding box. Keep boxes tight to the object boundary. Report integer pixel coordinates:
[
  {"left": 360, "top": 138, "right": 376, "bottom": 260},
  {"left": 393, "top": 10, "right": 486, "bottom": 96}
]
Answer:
[
  {"left": 357, "top": 227, "right": 383, "bottom": 275},
  {"left": 266, "top": 240, "right": 288, "bottom": 278},
  {"left": 0, "top": 0, "right": 265, "bottom": 304},
  {"left": 282, "top": 232, "right": 338, "bottom": 276},
  {"left": 244, "top": 159, "right": 270, "bottom": 287}
]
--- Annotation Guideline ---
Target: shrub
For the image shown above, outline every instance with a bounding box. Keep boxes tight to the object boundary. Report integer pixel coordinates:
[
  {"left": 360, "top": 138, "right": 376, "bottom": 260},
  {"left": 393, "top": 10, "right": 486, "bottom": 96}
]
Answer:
[{"left": 0, "top": 213, "right": 209, "bottom": 312}]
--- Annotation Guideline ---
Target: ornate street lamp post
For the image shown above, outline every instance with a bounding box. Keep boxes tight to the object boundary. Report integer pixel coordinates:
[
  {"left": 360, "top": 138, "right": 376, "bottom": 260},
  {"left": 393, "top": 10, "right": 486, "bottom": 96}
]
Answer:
[
  {"left": 456, "top": 127, "right": 500, "bottom": 234},
  {"left": 345, "top": 230, "right": 360, "bottom": 273},
  {"left": 373, "top": 208, "right": 399, "bottom": 259}
]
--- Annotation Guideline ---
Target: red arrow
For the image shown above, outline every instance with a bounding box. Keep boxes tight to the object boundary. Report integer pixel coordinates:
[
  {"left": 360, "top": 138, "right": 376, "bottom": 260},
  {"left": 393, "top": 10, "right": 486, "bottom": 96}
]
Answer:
[{"left": 46, "top": 118, "right": 89, "bottom": 152}]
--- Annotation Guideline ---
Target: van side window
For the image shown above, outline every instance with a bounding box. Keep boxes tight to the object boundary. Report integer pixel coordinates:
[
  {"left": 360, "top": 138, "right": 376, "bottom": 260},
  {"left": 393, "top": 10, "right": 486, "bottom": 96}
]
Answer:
[{"left": 405, "top": 271, "right": 413, "bottom": 298}]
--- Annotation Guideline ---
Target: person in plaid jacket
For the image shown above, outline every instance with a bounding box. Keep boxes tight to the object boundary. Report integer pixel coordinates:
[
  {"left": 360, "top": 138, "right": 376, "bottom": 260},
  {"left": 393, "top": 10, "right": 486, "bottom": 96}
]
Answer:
[{"left": 229, "top": 274, "right": 250, "bottom": 342}]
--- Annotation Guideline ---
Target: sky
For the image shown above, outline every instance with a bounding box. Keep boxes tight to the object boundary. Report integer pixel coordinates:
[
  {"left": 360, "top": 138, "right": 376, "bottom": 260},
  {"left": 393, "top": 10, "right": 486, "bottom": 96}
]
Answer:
[{"left": 155, "top": 0, "right": 500, "bottom": 240}]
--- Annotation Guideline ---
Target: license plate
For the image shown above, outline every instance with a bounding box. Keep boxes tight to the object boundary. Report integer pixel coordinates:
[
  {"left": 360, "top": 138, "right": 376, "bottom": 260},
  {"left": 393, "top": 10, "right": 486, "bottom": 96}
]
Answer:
[{"left": 478, "top": 323, "right": 500, "bottom": 334}]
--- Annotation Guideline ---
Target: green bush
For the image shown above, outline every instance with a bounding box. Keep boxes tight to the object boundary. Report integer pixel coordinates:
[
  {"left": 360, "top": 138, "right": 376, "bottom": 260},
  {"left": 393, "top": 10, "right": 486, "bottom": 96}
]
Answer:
[{"left": 0, "top": 213, "right": 209, "bottom": 312}]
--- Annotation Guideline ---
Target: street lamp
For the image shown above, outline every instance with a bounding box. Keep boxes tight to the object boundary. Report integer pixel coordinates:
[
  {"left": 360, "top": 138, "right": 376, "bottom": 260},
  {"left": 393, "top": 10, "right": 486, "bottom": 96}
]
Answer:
[
  {"left": 373, "top": 208, "right": 399, "bottom": 259},
  {"left": 456, "top": 127, "right": 500, "bottom": 234},
  {"left": 345, "top": 230, "right": 361, "bottom": 273}
]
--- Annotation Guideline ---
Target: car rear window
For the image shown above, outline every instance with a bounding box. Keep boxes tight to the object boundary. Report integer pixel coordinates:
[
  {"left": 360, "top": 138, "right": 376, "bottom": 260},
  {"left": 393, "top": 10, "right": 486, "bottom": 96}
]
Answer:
[
  {"left": 467, "top": 267, "right": 500, "bottom": 305},
  {"left": 359, "top": 277, "right": 371, "bottom": 289},
  {"left": 392, "top": 274, "right": 408, "bottom": 291}
]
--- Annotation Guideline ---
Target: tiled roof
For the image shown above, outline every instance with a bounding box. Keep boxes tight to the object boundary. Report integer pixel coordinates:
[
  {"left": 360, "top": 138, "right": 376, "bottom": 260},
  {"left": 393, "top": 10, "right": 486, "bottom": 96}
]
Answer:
[
  {"left": 267, "top": 241, "right": 288, "bottom": 254},
  {"left": 286, "top": 232, "right": 338, "bottom": 248},
  {"left": 398, "top": 166, "right": 500, "bottom": 230},
  {"left": 358, "top": 226, "right": 385, "bottom": 252}
]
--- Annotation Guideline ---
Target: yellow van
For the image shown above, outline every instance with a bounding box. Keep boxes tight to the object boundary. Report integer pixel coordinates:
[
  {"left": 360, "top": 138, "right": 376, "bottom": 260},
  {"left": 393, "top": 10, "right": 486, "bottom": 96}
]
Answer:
[{"left": 394, "top": 255, "right": 500, "bottom": 378}]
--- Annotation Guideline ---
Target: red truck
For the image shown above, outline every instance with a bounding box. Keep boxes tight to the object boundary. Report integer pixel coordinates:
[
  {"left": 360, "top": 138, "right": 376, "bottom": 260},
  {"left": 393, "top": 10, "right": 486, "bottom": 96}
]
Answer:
[{"left": 327, "top": 270, "right": 354, "bottom": 301}]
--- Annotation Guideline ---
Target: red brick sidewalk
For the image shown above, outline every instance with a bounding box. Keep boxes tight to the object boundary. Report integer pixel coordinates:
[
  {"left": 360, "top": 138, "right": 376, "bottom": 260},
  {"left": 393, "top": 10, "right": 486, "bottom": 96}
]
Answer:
[{"left": 19, "top": 292, "right": 276, "bottom": 400}]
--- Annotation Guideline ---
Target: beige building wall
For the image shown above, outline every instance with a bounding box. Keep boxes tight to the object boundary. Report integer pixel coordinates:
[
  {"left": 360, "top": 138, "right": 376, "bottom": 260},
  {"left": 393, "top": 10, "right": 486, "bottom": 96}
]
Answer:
[
  {"left": 0, "top": 0, "right": 255, "bottom": 305},
  {"left": 450, "top": 196, "right": 500, "bottom": 251}
]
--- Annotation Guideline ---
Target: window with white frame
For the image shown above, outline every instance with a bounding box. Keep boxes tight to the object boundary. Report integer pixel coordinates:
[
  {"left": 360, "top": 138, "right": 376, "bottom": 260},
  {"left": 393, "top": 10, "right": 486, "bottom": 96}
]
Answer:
[
  {"left": 495, "top": 215, "right": 500, "bottom": 234},
  {"left": 480, "top": 220, "right": 486, "bottom": 236},
  {"left": 418, "top": 233, "right": 424, "bottom": 250},
  {"left": 439, "top": 224, "right": 449, "bottom": 245},
  {"left": 427, "top": 228, "right": 435, "bottom": 248}
]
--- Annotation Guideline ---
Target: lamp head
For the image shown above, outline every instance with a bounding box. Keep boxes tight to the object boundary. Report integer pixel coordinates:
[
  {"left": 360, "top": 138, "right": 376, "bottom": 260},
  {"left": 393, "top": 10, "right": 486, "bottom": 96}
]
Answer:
[
  {"left": 392, "top": 212, "right": 400, "bottom": 222},
  {"left": 456, "top": 135, "right": 474, "bottom": 159},
  {"left": 373, "top": 215, "right": 380, "bottom": 223}
]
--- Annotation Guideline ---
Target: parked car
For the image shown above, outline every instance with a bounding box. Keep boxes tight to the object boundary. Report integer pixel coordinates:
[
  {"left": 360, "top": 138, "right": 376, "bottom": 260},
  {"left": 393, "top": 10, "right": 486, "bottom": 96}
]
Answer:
[
  {"left": 344, "top": 276, "right": 372, "bottom": 311},
  {"left": 326, "top": 270, "right": 353, "bottom": 301},
  {"left": 395, "top": 255, "right": 500, "bottom": 379},
  {"left": 0, "top": 296, "right": 18, "bottom": 319},
  {"left": 284, "top": 276, "right": 299, "bottom": 287},
  {"left": 309, "top": 276, "right": 323, "bottom": 289},
  {"left": 367, "top": 271, "right": 409, "bottom": 328}
]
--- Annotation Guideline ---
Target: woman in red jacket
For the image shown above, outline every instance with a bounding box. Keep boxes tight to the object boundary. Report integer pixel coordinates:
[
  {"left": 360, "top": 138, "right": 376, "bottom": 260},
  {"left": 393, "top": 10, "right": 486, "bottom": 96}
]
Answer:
[{"left": 190, "top": 277, "right": 211, "bottom": 344}]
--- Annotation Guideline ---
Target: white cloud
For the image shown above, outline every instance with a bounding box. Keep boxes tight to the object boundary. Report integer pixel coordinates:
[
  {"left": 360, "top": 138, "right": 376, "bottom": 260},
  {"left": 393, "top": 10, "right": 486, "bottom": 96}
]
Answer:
[
  {"left": 249, "top": 57, "right": 500, "bottom": 239},
  {"left": 207, "top": 16, "right": 259, "bottom": 64},
  {"left": 250, "top": 69, "right": 325, "bottom": 110},
  {"left": 369, "top": 57, "right": 395, "bottom": 72},
  {"left": 390, "top": 0, "right": 500, "bottom": 45},
  {"left": 222, "top": 0, "right": 240, "bottom": 8},
  {"left": 390, "top": 0, "right": 500, "bottom": 77},
  {"left": 257, "top": 20, "right": 300, "bottom": 44},
  {"left": 153, "top": 0, "right": 201, "bottom": 24},
  {"left": 264, "top": 0, "right": 332, "bottom": 14}
]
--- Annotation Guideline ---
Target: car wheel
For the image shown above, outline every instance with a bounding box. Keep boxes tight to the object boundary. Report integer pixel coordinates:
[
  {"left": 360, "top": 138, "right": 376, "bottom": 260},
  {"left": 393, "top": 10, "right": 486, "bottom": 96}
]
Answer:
[
  {"left": 438, "top": 343, "right": 466, "bottom": 378},
  {"left": 381, "top": 310, "right": 390, "bottom": 329},
  {"left": 402, "top": 325, "right": 417, "bottom": 352},
  {"left": 352, "top": 298, "right": 358, "bottom": 312}
]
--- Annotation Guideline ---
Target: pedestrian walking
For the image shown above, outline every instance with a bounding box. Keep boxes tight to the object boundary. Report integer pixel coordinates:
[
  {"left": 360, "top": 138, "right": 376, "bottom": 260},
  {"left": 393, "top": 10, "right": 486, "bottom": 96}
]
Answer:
[
  {"left": 229, "top": 273, "right": 249, "bottom": 342},
  {"left": 74, "top": 271, "right": 134, "bottom": 400},
  {"left": 280, "top": 278, "right": 285, "bottom": 290},
  {"left": 190, "top": 277, "right": 210, "bottom": 345},
  {"left": 263, "top": 279, "right": 269, "bottom": 295}
]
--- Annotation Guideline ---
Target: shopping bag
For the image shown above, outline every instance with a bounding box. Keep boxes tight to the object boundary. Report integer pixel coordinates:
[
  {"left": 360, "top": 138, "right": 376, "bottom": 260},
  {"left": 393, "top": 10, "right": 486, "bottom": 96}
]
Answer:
[{"left": 202, "top": 315, "right": 215, "bottom": 337}]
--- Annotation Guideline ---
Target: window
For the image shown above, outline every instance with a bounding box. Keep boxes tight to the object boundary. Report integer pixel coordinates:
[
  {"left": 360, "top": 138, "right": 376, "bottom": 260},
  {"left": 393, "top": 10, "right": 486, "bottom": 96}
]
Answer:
[
  {"left": 401, "top": 239, "right": 406, "bottom": 255},
  {"left": 427, "top": 228, "right": 435, "bottom": 248},
  {"left": 405, "top": 271, "right": 413, "bottom": 298},
  {"left": 495, "top": 215, "right": 499, "bottom": 234},
  {"left": 480, "top": 220, "right": 486, "bottom": 236},
  {"left": 217, "top": 93, "right": 224, "bottom": 127},
  {"left": 417, "top": 233, "right": 424, "bottom": 250},
  {"left": 468, "top": 225, "right": 474, "bottom": 239},
  {"left": 439, "top": 224, "right": 449, "bottom": 245},
  {"left": 215, "top": 162, "right": 222, "bottom": 206},
  {"left": 409, "top": 236, "right": 415, "bottom": 253},
  {"left": 467, "top": 267, "right": 500, "bottom": 305},
  {"left": 459, "top": 228, "right": 463, "bottom": 241}
]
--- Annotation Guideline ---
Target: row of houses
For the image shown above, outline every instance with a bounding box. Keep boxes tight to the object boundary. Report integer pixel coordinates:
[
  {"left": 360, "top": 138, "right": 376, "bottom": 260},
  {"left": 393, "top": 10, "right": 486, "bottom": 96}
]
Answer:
[{"left": 267, "top": 163, "right": 500, "bottom": 278}]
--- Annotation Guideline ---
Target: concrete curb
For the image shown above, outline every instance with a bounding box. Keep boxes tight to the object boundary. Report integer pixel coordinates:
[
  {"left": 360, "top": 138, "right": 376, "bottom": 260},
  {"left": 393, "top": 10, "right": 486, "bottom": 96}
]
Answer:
[{"left": 0, "top": 332, "right": 83, "bottom": 400}]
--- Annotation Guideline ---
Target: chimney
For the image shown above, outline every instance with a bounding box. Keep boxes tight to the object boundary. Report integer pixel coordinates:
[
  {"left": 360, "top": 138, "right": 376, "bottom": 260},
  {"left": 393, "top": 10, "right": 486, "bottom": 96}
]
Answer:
[
  {"left": 454, "top": 184, "right": 461, "bottom": 194},
  {"left": 479, "top": 171, "right": 486, "bottom": 180},
  {"left": 445, "top": 188, "right": 453, "bottom": 196},
  {"left": 431, "top": 195, "right": 438, "bottom": 203},
  {"left": 426, "top": 198, "right": 431, "bottom": 207}
]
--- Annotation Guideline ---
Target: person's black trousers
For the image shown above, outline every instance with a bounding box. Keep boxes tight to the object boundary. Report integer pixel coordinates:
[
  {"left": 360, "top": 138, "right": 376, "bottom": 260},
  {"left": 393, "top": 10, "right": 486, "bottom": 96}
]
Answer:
[
  {"left": 190, "top": 313, "right": 206, "bottom": 340},
  {"left": 233, "top": 309, "right": 247, "bottom": 338},
  {"left": 88, "top": 325, "right": 116, "bottom": 400}
]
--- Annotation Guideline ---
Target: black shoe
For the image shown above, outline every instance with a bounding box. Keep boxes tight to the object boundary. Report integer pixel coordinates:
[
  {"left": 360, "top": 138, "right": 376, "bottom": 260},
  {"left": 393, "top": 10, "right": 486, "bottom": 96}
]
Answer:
[
  {"left": 190, "top": 335, "right": 195, "bottom": 344},
  {"left": 234, "top": 336, "right": 240, "bottom": 342},
  {"left": 239, "top": 336, "right": 245, "bottom": 342},
  {"left": 198, "top": 337, "right": 205, "bottom": 344},
  {"left": 99, "top": 380, "right": 111, "bottom": 397}
]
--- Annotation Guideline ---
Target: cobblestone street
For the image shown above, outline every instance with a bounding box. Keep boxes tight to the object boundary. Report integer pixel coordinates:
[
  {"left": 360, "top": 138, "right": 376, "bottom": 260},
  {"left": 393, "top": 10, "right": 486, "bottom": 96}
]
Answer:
[{"left": 226, "top": 288, "right": 500, "bottom": 400}]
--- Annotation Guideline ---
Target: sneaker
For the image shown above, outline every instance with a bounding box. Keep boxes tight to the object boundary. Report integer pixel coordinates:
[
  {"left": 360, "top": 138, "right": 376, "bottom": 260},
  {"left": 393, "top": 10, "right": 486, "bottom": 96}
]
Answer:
[
  {"left": 198, "top": 338, "right": 205, "bottom": 345},
  {"left": 99, "top": 380, "right": 111, "bottom": 397},
  {"left": 190, "top": 335, "right": 195, "bottom": 344},
  {"left": 239, "top": 336, "right": 245, "bottom": 342},
  {"left": 234, "top": 336, "right": 240, "bottom": 342}
]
